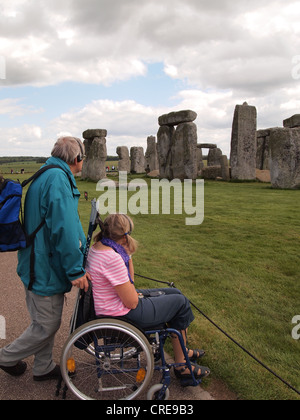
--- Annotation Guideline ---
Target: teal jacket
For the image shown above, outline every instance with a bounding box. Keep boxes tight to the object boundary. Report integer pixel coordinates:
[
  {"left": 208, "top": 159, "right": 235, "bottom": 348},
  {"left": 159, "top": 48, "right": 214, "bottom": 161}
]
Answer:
[{"left": 17, "top": 157, "right": 87, "bottom": 296}]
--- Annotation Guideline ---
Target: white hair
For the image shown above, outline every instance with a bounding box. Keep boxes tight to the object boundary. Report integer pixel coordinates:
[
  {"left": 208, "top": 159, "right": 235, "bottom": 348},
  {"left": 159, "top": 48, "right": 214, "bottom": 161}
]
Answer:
[{"left": 51, "top": 137, "right": 85, "bottom": 164}]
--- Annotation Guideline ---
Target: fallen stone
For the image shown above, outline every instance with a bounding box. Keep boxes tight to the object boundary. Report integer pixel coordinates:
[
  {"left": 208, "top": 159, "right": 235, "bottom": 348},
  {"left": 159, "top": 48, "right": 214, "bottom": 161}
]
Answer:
[
  {"left": 256, "top": 169, "right": 271, "bottom": 183},
  {"left": 147, "top": 169, "right": 160, "bottom": 177},
  {"left": 201, "top": 166, "right": 222, "bottom": 180}
]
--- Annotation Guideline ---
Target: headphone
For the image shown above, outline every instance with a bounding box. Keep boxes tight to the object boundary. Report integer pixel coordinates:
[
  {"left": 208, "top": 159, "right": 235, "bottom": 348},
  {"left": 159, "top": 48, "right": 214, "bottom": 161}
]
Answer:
[
  {"left": 122, "top": 214, "right": 133, "bottom": 236},
  {"left": 74, "top": 138, "right": 85, "bottom": 163}
]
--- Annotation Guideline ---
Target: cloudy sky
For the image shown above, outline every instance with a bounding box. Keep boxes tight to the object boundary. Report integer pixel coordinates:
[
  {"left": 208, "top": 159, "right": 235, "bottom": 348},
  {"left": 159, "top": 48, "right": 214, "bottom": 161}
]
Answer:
[{"left": 1, "top": 0, "right": 300, "bottom": 157}]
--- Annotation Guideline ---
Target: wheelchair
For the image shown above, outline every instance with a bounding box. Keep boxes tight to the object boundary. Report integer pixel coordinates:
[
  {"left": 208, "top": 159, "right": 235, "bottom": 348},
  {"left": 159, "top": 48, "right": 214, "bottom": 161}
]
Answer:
[
  {"left": 60, "top": 315, "right": 204, "bottom": 400},
  {"left": 59, "top": 202, "right": 204, "bottom": 400}
]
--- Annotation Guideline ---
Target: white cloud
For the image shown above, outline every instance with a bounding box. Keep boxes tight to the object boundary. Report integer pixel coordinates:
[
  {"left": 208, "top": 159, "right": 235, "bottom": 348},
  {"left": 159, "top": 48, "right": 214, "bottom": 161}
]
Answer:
[
  {"left": 0, "top": 124, "right": 45, "bottom": 155},
  {"left": 1, "top": 85, "right": 298, "bottom": 158},
  {"left": 1, "top": 0, "right": 299, "bottom": 92},
  {"left": 164, "top": 65, "right": 178, "bottom": 78},
  {"left": 50, "top": 99, "right": 164, "bottom": 155},
  {"left": 0, "top": 98, "right": 43, "bottom": 117},
  {"left": 50, "top": 94, "right": 236, "bottom": 157},
  {"left": 1, "top": 0, "right": 300, "bottom": 157}
]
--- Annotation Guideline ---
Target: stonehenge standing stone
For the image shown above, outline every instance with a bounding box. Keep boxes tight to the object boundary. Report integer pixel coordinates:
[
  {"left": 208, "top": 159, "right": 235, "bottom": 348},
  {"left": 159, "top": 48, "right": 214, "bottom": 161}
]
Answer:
[
  {"left": 230, "top": 102, "right": 257, "bottom": 180},
  {"left": 269, "top": 127, "right": 300, "bottom": 189},
  {"left": 221, "top": 155, "right": 230, "bottom": 181},
  {"left": 116, "top": 146, "right": 131, "bottom": 173},
  {"left": 157, "top": 110, "right": 198, "bottom": 180},
  {"left": 256, "top": 129, "right": 271, "bottom": 170},
  {"left": 89, "top": 138, "right": 107, "bottom": 180},
  {"left": 145, "top": 136, "right": 159, "bottom": 172},
  {"left": 130, "top": 147, "right": 146, "bottom": 174},
  {"left": 157, "top": 125, "right": 175, "bottom": 179},
  {"left": 207, "top": 147, "right": 223, "bottom": 167},
  {"left": 197, "top": 145, "right": 204, "bottom": 175},
  {"left": 172, "top": 122, "right": 198, "bottom": 180},
  {"left": 82, "top": 129, "right": 107, "bottom": 182}
]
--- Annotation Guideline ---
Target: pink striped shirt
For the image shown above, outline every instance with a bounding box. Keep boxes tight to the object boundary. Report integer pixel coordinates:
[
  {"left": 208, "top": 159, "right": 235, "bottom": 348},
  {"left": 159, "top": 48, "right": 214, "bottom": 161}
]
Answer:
[{"left": 86, "top": 246, "right": 131, "bottom": 317}]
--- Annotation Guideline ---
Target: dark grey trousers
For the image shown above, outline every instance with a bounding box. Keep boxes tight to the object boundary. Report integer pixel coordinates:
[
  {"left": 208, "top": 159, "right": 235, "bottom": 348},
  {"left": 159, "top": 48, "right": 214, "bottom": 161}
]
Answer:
[
  {"left": 124, "top": 288, "right": 195, "bottom": 331},
  {"left": 0, "top": 288, "right": 64, "bottom": 376}
]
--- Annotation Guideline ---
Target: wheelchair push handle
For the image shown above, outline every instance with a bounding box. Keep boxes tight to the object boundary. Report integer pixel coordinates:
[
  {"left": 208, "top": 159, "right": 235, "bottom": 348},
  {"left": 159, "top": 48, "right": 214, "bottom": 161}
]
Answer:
[
  {"left": 69, "top": 199, "right": 100, "bottom": 335},
  {"left": 83, "top": 198, "right": 99, "bottom": 269}
]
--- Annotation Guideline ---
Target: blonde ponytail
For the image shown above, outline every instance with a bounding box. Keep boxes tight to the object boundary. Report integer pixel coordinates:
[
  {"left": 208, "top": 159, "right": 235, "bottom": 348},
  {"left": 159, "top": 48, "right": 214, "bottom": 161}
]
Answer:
[{"left": 94, "top": 214, "right": 138, "bottom": 255}]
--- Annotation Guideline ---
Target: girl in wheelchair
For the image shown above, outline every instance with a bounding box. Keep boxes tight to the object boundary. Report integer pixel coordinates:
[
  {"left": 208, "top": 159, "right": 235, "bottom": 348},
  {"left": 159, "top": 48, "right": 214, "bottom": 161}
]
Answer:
[{"left": 86, "top": 213, "right": 210, "bottom": 383}]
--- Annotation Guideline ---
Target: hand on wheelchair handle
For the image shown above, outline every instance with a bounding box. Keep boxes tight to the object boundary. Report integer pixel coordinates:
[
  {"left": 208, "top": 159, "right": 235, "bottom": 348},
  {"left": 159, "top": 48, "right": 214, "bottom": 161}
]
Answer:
[{"left": 71, "top": 274, "right": 89, "bottom": 292}]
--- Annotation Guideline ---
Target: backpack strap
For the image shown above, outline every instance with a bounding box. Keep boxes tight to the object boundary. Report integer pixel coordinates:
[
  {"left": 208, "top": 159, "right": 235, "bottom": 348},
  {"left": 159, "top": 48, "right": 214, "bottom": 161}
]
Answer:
[
  {"left": 22, "top": 165, "right": 74, "bottom": 291},
  {"left": 27, "top": 220, "right": 46, "bottom": 291},
  {"left": 20, "top": 165, "right": 74, "bottom": 225},
  {"left": 21, "top": 165, "right": 71, "bottom": 188}
]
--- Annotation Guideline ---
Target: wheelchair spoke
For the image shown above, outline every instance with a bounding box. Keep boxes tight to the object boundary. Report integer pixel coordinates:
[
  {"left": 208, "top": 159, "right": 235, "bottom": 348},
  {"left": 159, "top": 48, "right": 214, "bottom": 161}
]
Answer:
[{"left": 61, "top": 319, "right": 154, "bottom": 400}]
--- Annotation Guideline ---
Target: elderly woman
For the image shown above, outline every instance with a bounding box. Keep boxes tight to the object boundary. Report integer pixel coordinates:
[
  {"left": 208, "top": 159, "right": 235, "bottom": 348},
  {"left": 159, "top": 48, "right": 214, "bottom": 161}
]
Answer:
[{"left": 86, "top": 213, "right": 210, "bottom": 382}]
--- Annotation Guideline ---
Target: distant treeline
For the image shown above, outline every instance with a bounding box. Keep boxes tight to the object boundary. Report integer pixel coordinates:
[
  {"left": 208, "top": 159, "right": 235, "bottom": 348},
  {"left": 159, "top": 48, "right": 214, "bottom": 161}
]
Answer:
[
  {"left": 0, "top": 156, "right": 119, "bottom": 164},
  {"left": 0, "top": 156, "right": 48, "bottom": 164},
  {"left": 107, "top": 156, "right": 119, "bottom": 161}
]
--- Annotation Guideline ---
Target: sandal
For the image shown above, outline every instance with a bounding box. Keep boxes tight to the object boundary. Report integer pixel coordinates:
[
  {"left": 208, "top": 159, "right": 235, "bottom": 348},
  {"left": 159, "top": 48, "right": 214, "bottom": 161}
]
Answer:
[
  {"left": 186, "top": 348, "right": 205, "bottom": 362},
  {"left": 174, "top": 362, "right": 210, "bottom": 381}
]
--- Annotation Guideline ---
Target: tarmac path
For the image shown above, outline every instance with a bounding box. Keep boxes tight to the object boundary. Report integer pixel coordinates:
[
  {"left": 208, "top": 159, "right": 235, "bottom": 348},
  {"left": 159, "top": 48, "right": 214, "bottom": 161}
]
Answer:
[{"left": 0, "top": 252, "right": 220, "bottom": 401}]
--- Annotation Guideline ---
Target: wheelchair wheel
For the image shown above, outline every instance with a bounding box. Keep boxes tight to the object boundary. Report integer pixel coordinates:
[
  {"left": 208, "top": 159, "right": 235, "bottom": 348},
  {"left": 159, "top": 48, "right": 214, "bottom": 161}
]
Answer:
[
  {"left": 61, "top": 319, "right": 154, "bottom": 400},
  {"left": 147, "top": 384, "right": 170, "bottom": 401}
]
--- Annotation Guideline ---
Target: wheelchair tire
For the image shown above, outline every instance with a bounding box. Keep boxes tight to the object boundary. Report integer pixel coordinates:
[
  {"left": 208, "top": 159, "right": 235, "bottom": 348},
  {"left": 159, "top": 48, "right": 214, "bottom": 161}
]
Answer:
[
  {"left": 60, "top": 318, "right": 154, "bottom": 400},
  {"left": 147, "top": 384, "right": 170, "bottom": 401}
]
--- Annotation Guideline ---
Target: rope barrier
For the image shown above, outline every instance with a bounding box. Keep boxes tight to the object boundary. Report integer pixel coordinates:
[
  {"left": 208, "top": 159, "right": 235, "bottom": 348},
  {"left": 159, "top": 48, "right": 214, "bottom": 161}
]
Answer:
[{"left": 135, "top": 273, "right": 300, "bottom": 397}]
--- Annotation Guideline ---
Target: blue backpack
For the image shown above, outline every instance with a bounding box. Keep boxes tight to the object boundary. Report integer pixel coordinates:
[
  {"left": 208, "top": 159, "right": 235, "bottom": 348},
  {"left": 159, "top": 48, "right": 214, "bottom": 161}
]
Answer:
[
  {"left": 0, "top": 177, "right": 26, "bottom": 251},
  {"left": 0, "top": 165, "right": 65, "bottom": 253}
]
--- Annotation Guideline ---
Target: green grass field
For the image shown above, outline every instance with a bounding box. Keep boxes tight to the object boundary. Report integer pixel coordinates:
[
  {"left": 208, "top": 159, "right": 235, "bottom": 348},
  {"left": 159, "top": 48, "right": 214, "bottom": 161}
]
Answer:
[
  {"left": 76, "top": 177, "right": 300, "bottom": 400},
  {"left": 2, "top": 161, "right": 300, "bottom": 400}
]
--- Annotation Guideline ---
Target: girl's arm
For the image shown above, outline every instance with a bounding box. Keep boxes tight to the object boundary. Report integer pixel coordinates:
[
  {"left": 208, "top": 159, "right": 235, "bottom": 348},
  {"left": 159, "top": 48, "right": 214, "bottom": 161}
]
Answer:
[
  {"left": 114, "top": 281, "right": 139, "bottom": 310},
  {"left": 128, "top": 257, "right": 135, "bottom": 282}
]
